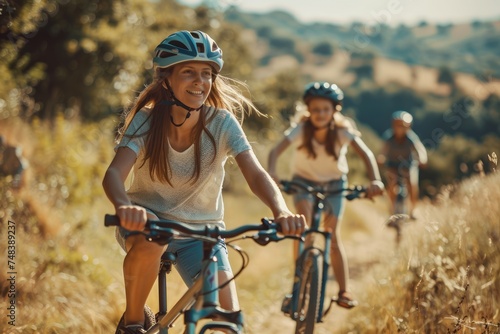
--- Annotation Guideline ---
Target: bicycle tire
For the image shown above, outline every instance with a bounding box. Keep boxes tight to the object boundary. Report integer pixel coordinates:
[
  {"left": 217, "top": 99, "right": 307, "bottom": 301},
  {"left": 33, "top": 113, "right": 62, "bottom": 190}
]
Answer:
[
  {"left": 394, "top": 179, "right": 408, "bottom": 215},
  {"left": 394, "top": 193, "right": 407, "bottom": 215},
  {"left": 294, "top": 249, "right": 322, "bottom": 334}
]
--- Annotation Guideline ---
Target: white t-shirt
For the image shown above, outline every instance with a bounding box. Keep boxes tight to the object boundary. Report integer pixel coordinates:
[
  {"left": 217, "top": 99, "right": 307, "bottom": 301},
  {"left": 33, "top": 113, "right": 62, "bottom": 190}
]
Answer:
[
  {"left": 116, "top": 108, "right": 251, "bottom": 228},
  {"left": 285, "top": 122, "right": 356, "bottom": 183}
]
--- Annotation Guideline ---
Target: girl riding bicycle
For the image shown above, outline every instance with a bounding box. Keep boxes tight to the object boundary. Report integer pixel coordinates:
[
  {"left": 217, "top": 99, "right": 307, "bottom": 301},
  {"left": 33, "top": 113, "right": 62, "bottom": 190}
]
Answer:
[
  {"left": 102, "top": 30, "right": 305, "bottom": 334},
  {"left": 268, "top": 81, "right": 384, "bottom": 309},
  {"left": 377, "top": 110, "right": 428, "bottom": 220}
]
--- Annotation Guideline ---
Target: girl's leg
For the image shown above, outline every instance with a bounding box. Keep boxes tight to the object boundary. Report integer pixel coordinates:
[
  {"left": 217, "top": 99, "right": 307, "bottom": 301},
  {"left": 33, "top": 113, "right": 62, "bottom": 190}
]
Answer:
[
  {"left": 323, "top": 214, "right": 348, "bottom": 293},
  {"left": 172, "top": 239, "right": 239, "bottom": 312},
  {"left": 324, "top": 214, "right": 357, "bottom": 308},
  {"left": 385, "top": 170, "right": 397, "bottom": 214},
  {"left": 123, "top": 217, "right": 165, "bottom": 326},
  {"left": 408, "top": 166, "right": 419, "bottom": 218},
  {"left": 217, "top": 270, "right": 240, "bottom": 311}
]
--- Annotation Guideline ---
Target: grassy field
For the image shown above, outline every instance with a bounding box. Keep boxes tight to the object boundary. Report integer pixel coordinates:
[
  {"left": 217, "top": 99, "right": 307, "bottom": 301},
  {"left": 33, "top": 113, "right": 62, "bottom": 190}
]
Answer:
[{"left": 0, "top": 118, "right": 498, "bottom": 333}]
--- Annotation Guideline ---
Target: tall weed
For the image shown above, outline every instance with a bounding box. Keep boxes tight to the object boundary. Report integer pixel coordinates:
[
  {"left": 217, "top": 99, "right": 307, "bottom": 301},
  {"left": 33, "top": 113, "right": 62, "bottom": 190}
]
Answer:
[{"left": 341, "top": 172, "right": 500, "bottom": 333}]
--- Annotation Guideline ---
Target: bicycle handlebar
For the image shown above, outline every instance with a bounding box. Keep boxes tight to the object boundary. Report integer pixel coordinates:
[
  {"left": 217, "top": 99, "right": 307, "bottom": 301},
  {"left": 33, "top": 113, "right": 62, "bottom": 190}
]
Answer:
[
  {"left": 279, "top": 180, "right": 366, "bottom": 201},
  {"left": 104, "top": 214, "right": 291, "bottom": 245}
]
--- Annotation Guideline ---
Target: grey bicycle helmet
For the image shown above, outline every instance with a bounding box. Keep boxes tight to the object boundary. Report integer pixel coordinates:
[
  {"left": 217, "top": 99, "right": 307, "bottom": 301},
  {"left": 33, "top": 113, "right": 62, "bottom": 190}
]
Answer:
[
  {"left": 392, "top": 110, "right": 413, "bottom": 125},
  {"left": 303, "top": 81, "right": 344, "bottom": 105},
  {"left": 153, "top": 30, "right": 224, "bottom": 72}
]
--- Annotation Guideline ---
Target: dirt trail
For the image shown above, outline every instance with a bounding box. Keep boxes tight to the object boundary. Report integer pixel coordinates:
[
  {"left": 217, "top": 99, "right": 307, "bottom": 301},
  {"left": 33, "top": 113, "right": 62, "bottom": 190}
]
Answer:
[
  {"left": 234, "top": 197, "right": 411, "bottom": 334},
  {"left": 307, "top": 198, "right": 398, "bottom": 333},
  {"left": 147, "top": 197, "right": 417, "bottom": 334}
]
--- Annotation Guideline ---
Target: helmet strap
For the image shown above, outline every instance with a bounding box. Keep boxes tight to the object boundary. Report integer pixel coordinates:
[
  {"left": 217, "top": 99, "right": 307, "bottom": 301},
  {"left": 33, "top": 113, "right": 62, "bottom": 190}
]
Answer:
[{"left": 161, "top": 81, "right": 203, "bottom": 127}]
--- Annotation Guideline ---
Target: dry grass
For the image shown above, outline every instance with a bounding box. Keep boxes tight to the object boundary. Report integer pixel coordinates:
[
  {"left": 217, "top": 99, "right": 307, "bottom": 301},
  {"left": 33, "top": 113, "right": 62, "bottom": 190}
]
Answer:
[
  {"left": 0, "top": 117, "right": 498, "bottom": 333},
  {"left": 338, "top": 172, "right": 500, "bottom": 334}
]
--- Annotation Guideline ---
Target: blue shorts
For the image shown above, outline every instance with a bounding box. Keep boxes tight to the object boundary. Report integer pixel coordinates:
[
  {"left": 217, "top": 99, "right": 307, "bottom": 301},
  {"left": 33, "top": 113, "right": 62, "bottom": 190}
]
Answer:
[
  {"left": 291, "top": 175, "right": 347, "bottom": 219},
  {"left": 115, "top": 226, "right": 232, "bottom": 287}
]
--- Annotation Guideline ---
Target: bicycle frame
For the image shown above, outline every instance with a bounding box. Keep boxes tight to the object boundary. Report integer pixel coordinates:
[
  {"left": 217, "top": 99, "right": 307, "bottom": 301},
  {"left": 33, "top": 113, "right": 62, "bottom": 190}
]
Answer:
[
  {"left": 394, "top": 174, "right": 408, "bottom": 215},
  {"left": 149, "top": 256, "right": 243, "bottom": 333},
  {"left": 386, "top": 173, "right": 410, "bottom": 245},
  {"left": 104, "top": 215, "right": 287, "bottom": 334},
  {"left": 281, "top": 181, "right": 365, "bottom": 326},
  {"left": 290, "top": 191, "right": 331, "bottom": 324}
]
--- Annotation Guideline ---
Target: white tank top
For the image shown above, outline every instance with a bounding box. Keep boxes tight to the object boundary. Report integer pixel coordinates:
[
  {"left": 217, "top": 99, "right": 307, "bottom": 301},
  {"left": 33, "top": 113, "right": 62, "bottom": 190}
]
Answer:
[
  {"left": 285, "top": 122, "right": 356, "bottom": 183},
  {"left": 116, "top": 108, "right": 251, "bottom": 228}
]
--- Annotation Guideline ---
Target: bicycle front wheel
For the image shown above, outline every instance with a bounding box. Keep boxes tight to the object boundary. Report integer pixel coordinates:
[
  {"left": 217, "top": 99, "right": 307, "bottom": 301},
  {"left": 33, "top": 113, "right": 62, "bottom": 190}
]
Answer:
[{"left": 294, "top": 249, "right": 322, "bottom": 334}]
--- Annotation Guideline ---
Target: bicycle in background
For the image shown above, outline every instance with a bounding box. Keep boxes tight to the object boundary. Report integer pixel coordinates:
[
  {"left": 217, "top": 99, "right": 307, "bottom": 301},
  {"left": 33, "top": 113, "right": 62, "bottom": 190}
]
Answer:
[
  {"left": 385, "top": 172, "right": 410, "bottom": 245},
  {"left": 279, "top": 180, "right": 366, "bottom": 334},
  {"left": 105, "top": 215, "right": 296, "bottom": 334}
]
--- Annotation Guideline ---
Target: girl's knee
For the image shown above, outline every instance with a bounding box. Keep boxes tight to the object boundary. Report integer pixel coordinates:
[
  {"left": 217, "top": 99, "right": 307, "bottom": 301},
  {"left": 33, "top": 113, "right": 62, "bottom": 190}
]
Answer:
[
  {"left": 127, "top": 237, "right": 165, "bottom": 259},
  {"left": 218, "top": 270, "right": 239, "bottom": 311}
]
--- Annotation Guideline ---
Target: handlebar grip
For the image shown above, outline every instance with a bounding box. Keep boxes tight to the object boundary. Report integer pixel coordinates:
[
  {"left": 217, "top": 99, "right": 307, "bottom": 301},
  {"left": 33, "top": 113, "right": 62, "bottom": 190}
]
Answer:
[{"left": 104, "top": 214, "right": 121, "bottom": 227}]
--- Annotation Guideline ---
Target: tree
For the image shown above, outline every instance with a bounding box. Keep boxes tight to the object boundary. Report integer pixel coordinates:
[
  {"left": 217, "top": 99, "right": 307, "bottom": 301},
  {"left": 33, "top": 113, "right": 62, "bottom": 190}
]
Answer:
[
  {"left": 354, "top": 87, "right": 425, "bottom": 135},
  {"left": 0, "top": 0, "right": 254, "bottom": 122},
  {"left": 249, "top": 70, "right": 302, "bottom": 132},
  {"left": 437, "top": 66, "right": 455, "bottom": 85},
  {"left": 481, "top": 94, "right": 500, "bottom": 136},
  {"left": 3, "top": 0, "right": 138, "bottom": 120},
  {"left": 312, "top": 41, "right": 334, "bottom": 57},
  {"left": 437, "top": 23, "right": 453, "bottom": 36}
]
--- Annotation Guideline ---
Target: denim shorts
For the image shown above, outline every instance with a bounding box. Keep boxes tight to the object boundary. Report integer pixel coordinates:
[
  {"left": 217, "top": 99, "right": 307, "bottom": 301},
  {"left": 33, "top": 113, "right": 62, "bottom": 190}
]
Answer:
[
  {"left": 385, "top": 165, "right": 419, "bottom": 186},
  {"left": 115, "top": 226, "right": 232, "bottom": 287},
  {"left": 291, "top": 175, "right": 347, "bottom": 219}
]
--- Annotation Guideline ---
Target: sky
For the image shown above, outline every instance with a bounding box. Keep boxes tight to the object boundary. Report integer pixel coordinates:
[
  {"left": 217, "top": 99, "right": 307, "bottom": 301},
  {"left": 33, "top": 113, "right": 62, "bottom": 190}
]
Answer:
[{"left": 178, "top": 0, "right": 500, "bottom": 26}]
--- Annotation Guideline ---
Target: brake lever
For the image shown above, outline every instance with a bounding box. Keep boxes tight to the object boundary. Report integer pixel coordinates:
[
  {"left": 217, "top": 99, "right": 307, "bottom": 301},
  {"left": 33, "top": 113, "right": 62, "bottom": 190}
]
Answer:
[
  {"left": 142, "top": 225, "right": 179, "bottom": 245},
  {"left": 346, "top": 186, "right": 367, "bottom": 201},
  {"left": 253, "top": 230, "right": 306, "bottom": 245},
  {"left": 251, "top": 230, "right": 284, "bottom": 246}
]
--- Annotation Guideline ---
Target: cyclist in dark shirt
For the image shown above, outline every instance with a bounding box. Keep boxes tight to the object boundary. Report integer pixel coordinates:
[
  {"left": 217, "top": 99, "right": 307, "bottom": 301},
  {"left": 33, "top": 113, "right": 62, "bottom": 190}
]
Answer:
[
  {"left": 0, "top": 135, "right": 27, "bottom": 189},
  {"left": 377, "top": 111, "right": 427, "bottom": 219}
]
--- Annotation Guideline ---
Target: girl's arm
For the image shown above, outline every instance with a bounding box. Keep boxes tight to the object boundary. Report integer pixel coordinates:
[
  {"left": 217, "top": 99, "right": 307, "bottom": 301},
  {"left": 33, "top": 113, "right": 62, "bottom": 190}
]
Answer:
[
  {"left": 236, "top": 150, "right": 305, "bottom": 235},
  {"left": 267, "top": 137, "right": 292, "bottom": 181},
  {"left": 410, "top": 135, "right": 428, "bottom": 166},
  {"left": 376, "top": 141, "right": 389, "bottom": 166},
  {"left": 102, "top": 147, "right": 147, "bottom": 230},
  {"left": 350, "top": 136, "right": 385, "bottom": 198}
]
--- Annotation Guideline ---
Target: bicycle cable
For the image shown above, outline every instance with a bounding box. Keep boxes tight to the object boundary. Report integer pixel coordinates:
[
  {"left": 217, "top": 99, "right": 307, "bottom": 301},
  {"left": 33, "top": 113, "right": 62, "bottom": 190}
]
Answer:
[{"left": 172, "top": 233, "right": 251, "bottom": 297}]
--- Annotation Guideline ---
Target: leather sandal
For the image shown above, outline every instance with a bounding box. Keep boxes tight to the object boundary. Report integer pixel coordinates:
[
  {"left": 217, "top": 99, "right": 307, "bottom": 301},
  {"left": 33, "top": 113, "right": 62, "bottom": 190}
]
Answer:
[{"left": 336, "top": 290, "right": 358, "bottom": 309}]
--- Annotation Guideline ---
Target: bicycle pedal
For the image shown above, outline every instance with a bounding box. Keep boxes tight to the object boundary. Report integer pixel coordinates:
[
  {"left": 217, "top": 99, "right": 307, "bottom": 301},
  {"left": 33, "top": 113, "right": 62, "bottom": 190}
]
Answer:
[
  {"left": 322, "top": 297, "right": 336, "bottom": 317},
  {"left": 281, "top": 294, "right": 292, "bottom": 315}
]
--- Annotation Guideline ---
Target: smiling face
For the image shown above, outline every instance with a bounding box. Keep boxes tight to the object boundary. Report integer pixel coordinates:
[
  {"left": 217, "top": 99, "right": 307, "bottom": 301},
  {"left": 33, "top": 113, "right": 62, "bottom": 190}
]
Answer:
[
  {"left": 167, "top": 61, "right": 214, "bottom": 109},
  {"left": 307, "top": 97, "right": 336, "bottom": 128}
]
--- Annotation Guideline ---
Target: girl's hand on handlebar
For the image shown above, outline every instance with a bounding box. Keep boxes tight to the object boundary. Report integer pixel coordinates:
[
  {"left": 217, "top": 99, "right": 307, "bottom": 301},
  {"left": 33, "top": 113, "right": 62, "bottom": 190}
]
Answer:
[
  {"left": 274, "top": 212, "right": 307, "bottom": 236},
  {"left": 366, "top": 180, "right": 385, "bottom": 199},
  {"left": 116, "top": 205, "right": 148, "bottom": 231}
]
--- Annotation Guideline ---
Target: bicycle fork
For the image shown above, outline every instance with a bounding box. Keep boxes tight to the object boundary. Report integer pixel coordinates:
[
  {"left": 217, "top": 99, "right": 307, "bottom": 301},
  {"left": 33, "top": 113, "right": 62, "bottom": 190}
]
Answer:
[
  {"left": 288, "top": 230, "right": 332, "bottom": 323},
  {"left": 318, "top": 231, "right": 332, "bottom": 321},
  {"left": 184, "top": 244, "right": 244, "bottom": 334}
]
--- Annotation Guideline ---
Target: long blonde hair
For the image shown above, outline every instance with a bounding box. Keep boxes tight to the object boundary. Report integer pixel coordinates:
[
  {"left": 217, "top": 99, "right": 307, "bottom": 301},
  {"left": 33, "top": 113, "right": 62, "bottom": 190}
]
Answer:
[{"left": 117, "top": 67, "right": 260, "bottom": 185}]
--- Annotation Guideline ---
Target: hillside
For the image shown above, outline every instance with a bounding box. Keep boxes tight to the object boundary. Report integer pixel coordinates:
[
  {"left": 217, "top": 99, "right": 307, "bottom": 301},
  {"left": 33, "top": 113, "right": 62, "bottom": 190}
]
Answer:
[{"left": 224, "top": 7, "right": 500, "bottom": 78}]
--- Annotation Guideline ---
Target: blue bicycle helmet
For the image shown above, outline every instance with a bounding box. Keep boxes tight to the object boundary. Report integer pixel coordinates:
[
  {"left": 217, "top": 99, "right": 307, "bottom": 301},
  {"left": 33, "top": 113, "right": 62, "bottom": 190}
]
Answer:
[
  {"left": 153, "top": 30, "right": 224, "bottom": 72},
  {"left": 303, "top": 82, "right": 344, "bottom": 105},
  {"left": 392, "top": 111, "right": 413, "bottom": 125}
]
